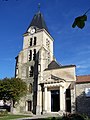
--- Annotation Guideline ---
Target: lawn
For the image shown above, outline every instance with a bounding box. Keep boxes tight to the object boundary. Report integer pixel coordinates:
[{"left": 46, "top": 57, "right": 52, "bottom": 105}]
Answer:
[
  {"left": 0, "top": 113, "right": 90, "bottom": 120},
  {"left": 0, "top": 114, "right": 31, "bottom": 120}
]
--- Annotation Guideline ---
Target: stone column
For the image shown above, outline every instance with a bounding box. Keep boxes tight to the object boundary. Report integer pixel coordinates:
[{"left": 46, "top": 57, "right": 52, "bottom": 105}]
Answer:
[
  {"left": 36, "top": 85, "right": 42, "bottom": 115},
  {"left": 63, "top": 88, "right": 66, "bottom": 112},
  {"left": 60, "top": 86, "right": 63, "bottom": 111},
  {"left": 44, "top": 86, "right": 47, "bottom": 112},
  {"left": 25, "top": 101, "right": 28, "bottom": 111}
]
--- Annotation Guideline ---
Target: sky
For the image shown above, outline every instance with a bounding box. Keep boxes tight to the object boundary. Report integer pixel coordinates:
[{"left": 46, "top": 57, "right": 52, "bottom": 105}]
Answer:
[{"left": 0, "top": 0, "right": 90, "bottom": 79}]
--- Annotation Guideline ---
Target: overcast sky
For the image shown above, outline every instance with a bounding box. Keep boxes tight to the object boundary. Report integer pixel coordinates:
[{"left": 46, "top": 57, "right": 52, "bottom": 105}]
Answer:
[{"left": 0, "top": 0, "right": 90, "bottom": 79}]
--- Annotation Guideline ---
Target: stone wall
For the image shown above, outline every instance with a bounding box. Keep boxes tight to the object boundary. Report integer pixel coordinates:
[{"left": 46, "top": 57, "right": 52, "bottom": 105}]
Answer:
[{"left": 76, "top": 83, "right": 90, "bottom": 116}]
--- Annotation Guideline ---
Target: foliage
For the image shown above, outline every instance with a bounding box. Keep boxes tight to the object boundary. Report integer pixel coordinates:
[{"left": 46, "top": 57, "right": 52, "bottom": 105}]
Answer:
[
  {"left": 72, "top": 15, "right": 87, "bottom": 29},
  {"left": 72, "top": 8, "right": 90, "bottom": 29},
  {"left": 0, "top": 109, "right": 8, "bottom": 116},
  {"left": 62, "top": 113, "right": 90, "bottom": 120},
  {"left": 81, "top": 114, "right": 90, "bottom": 120},
  {"left": 0, "top": 78, "right": 27, "bottom": 104}
]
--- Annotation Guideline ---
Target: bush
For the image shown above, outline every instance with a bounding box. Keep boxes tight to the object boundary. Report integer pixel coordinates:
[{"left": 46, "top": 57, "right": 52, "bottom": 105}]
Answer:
[
  {"left": 81, "top": 114, "right": 90, "bottom": 120},
  {"left": 0, "top": 109, "right": 8, "bottom": 116},
  {"left": 62, "top": 113, "right": 85, "bottom": 120}
]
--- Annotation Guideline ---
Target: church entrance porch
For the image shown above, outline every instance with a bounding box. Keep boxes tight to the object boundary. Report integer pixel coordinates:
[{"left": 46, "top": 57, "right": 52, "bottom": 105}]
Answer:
[
  {"left": 51, "top": 90, "right": 60, "bottom": 112},
  {"left": 39, "top": 75, "right": 76, "bottom": 115},
  {"left": 42, "top": 82, "right": 66, "bottom": 114}
]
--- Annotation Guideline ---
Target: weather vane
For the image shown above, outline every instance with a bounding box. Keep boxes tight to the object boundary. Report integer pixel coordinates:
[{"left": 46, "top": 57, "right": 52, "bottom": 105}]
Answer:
[{"left": 38, "top": 3, "right": 41, "bottom": 12}]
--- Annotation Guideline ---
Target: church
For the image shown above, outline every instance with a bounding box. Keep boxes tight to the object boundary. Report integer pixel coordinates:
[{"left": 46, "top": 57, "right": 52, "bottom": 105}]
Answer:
[{"left": 15, "top": 10, "right": 90, "bottom": 116}]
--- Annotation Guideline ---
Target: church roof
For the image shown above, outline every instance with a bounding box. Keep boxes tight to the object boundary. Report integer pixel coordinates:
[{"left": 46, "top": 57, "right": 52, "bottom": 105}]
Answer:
[
  {"left": 27, "top": 11, "right": 49, "bottom": 33},
  {"left": 45, "top": 60, "right": 76, "bottom": 71},
  {"left": 45, "top": 60, "right": 62, "bottom": 70},
  {"left": 76, "top": 75, "right": 90, "bottom": 83}
]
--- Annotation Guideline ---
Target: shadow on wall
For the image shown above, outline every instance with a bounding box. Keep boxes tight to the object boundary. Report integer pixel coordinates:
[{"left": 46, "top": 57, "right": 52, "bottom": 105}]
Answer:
[
  {"left": 76, "top": 91, "right": 90, "bottom": 117},
  {"left": 32, "top": 51, "right": 39, "bottom": 114}
]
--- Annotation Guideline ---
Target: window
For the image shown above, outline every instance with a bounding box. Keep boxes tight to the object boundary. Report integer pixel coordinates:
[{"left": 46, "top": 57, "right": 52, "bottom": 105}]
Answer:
[
  {"left": 66, "top": 89, "right": 71, "bottom": 112},
  {"left": 66, "top": 89, "right": 71, "bottom": 98},
  {"left": 33, "top": 49, "right": 36, "bottom": 60},
  {"left": 27, "top": 101, "right": 32, "bottom": 111},
  {"left": 46, "top": 39, "right": 48, "bottom": 46},
  {"left": 29, "top": 50, "right": 32, "bottom": 61},
  {"left": 48, "top": 52, "right": 50, "bottom": 63},
  {"left": 15, "top": 68, "right": 18, "bottom": 78},
  {"left": 29, "top": 83, "right": 32, "bottom": 93},
  {"left": 30, "top": 38, "right": 32, "bottom": 46},
  {"left": 38, "top": 64, "right": 41, "bottom": 73},
  {"left": 29, "top": 66, "right": 34, "bottom": 77},
  {"left": 85, "top": 88, "right": 90, "bottom": 97},
  {"left": 34, "top": 37, "right": 37, "bottom": 45},
  {"left": 15, "top": 56, "right": 18, "bottom": 65},
  {"left": 16, "top": 68, "right": 18, "bottom": 75},
  {"left": 46, "top": 39, "right": 50, "bottom": 49}
]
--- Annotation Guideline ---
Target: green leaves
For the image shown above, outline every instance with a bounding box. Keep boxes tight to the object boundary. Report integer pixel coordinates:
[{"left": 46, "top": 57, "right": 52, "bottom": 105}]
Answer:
[
  {"left": 0, "top": 78, "right": 27, "bottom": 105},
  {"left": 72, "top": 15, "right": 87, "bottom": 29}
]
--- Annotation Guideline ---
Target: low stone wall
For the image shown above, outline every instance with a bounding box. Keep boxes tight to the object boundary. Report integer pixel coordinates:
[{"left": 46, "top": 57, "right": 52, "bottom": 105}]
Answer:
[{"left": 76, "top": 83, "right": 90, "bottom": 116}]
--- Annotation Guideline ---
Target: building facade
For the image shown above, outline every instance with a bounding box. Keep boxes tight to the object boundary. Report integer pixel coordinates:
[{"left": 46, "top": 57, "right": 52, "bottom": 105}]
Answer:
[
  {"left": 76, "top": 75, "right": 90, "bottom": 116},
  {"left": 15, "top": 11, "right": 76, "bottom": 115}
]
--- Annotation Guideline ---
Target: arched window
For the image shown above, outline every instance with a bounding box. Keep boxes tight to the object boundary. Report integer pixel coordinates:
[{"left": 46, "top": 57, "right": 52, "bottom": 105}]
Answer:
[
  {"left": 33, "top": 49, "right": 36, "bottom": 60},
  {"left": 29, "top": 50, "right": 32, "bottom": 61},
  {"left": 29, "top": 83, "right": 32, "bottom": 93},
  {"left": 30, "top": 38, "right": 32, "bottom": 46},
  {"left": 34, "top": 37, "right": 37, "bottom": 45},
  {"left": 29, "top": 66, "right": 34, "bottom": 77}
]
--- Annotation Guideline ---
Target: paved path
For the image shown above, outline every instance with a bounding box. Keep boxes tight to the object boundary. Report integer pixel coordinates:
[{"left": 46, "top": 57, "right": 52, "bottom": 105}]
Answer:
[{"left": 16, "top": 113, "right": 60, "bottom": 120}]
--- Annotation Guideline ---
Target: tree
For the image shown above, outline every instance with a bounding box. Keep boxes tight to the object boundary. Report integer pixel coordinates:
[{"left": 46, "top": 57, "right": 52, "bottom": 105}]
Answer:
[
  {"left": 0, "top": 78, "right": 27, "bottom": 106},
  {"left": 72, "top": 8, "right": 90, "bottom": 29}
]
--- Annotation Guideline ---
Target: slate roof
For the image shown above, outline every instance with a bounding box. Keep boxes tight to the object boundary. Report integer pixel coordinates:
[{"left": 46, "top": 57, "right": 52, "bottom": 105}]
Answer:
[
  {"left": 76, "top": 75, "right": 90, "bottom": 83},
  {"left": 45, "top": 60, "right": 62, "bottom": 70},
  {"left": 45, "top": 60, "right": 75, "bottom": 71},
  {"left": 27, "top": 11, "right": 49, "bottom": 33}
]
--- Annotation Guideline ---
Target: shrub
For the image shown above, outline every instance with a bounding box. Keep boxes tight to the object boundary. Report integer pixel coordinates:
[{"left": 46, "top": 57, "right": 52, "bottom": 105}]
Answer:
[
  {"left": 81, "top": 114, "right": 89, "bottom": 120},
  {"left": 62, "top": 113, "right": 85, "bottom": 120},
  {"left": 0, "top": 109, "right": 8, "bottom": 116}
]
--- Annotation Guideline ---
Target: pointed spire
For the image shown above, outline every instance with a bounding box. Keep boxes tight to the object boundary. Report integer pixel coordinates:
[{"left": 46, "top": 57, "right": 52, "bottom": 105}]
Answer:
[
  {"left": 26, "top": 7, "right": 49, "bottom": 33},
  {"left": 38, "top": 3, "right": 41, "bottom": 12}
]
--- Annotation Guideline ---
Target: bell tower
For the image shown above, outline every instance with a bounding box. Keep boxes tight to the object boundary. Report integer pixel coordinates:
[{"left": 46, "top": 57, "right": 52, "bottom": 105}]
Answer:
[{"left": 15, "top": 10, "right": 54, "bottom": 114}]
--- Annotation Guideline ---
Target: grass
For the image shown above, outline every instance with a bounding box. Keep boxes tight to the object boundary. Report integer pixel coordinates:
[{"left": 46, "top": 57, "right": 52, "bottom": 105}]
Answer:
[
  {"left": 0, "top": 113, "right": 90, "bottom": 120},
  {"left": 0, "top": 114, "right": 31, "bottom": 120},
  {"left": 0, "top": 115, "right": 62, "bottom": 120}
]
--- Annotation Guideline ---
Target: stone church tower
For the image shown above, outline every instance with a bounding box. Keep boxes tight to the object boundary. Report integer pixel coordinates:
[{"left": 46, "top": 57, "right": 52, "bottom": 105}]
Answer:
[
  {"left": 15, "top": 11, "right": 54, "bottom": 114},
  {"left": 15, "top": 10, "right": 76, "bottom": 115}
]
